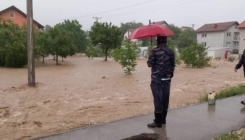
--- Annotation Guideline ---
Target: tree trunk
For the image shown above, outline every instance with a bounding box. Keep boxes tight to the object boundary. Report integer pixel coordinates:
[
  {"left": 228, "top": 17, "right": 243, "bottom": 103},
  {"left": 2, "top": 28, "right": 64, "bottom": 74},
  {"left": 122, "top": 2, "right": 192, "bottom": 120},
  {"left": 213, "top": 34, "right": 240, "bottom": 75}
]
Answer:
[
  {"left": 105, "top": 48, "right": 108, "bottom": 61},
  {"left": 62, "top": 57, "right": 64, "bottom": 62},
  {"left": 56, "top": 54, "right": 59, "bottom": 65},
  {"left": 42, "top": 55, "right": 45, "bottom": 63}
]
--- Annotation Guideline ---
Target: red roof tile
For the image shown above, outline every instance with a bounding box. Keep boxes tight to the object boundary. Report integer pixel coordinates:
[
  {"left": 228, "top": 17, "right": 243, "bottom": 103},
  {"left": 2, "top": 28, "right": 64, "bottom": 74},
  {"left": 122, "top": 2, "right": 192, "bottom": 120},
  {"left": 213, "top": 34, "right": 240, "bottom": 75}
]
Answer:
[
  {"left": 196, "top": 21, "right": 238, "bottom": 33},
  {"left": 237, "top": 20, "right": 245, "bottom": 29}
]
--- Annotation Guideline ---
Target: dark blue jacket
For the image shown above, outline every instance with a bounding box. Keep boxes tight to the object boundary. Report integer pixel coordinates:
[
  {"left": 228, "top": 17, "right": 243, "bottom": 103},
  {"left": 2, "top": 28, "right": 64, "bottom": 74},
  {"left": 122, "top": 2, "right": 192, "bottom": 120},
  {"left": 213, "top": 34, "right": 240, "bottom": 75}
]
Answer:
[{"left": 147, "top": 44, "right": 175, "bottom": 83}]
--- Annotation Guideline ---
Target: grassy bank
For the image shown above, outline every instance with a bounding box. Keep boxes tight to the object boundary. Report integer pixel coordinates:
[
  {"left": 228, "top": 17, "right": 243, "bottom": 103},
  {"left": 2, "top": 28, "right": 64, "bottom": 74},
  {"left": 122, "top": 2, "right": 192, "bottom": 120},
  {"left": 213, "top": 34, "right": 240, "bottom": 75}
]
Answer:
[
  {"left": 213, "top": 128, "right": 245, "bottom": 140},
  {"left": 199, "top": 85, "right": 245, "bottom": 103}
]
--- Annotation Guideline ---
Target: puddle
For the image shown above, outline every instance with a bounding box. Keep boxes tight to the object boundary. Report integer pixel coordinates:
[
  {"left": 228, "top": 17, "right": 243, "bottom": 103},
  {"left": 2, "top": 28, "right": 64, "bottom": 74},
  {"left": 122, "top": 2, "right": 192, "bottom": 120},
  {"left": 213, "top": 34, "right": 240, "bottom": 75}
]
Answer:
[{"left": 122, "top": 133, "right": 159, "bottom": 140}]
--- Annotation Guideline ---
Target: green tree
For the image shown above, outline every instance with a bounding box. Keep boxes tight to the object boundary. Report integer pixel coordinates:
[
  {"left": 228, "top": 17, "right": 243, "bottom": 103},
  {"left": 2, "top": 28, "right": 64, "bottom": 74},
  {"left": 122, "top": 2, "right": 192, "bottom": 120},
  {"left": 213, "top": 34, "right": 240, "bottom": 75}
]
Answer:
[
  {"left": 58, "top": 20, "right": 88, "bottom": 53},
  {"left": 180, "top": 42, "right": 211, "bottom": 68},
  {"left": 168, "top": 38, "right": 181, "bottom": 65},
  {"left": 111, "top": 40, "right": 138, "bottom": 74},
  {"left": 48, "top": 25, "right": 75, "bottom": 65},
  {"left": 167, "top": 24, "right": 182, "bottom": 41},
  {"left": 89, "top": 22, "right": 122, "bottom": 61},
  {"left": 34, "top": 29, "right": 51, "bottom": 63},
  {"left": 0, "top": 18, "right": 28, "bottom": 68},
  {"left": 178, "top": 29, "right": 197, "bottom": 49}
]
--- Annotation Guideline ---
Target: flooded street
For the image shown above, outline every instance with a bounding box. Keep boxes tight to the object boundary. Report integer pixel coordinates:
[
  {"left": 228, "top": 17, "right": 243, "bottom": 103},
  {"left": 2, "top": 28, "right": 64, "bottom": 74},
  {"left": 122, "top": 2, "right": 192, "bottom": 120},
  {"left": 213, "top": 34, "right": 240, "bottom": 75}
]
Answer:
[{"left": 0, "top": 55, "right": 244, "bottom": 140}]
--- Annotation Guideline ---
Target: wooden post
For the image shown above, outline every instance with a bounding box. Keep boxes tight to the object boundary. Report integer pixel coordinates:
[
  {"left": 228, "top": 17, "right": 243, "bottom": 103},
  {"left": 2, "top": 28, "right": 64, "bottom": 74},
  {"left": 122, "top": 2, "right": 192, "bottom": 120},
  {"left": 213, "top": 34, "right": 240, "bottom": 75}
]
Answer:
[{"left": 27, "top": 0, "right": 35, "bottom": 87}]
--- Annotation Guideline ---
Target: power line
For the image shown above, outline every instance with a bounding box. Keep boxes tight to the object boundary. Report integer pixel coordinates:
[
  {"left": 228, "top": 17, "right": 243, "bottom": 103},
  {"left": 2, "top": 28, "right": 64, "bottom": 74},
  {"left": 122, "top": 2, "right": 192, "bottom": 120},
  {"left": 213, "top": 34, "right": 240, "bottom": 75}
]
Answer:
[
  {"left": 98, "top": 0, "right": 202, "bottom": 19},
  {"left": 70, "top": 0, "right": 157, "bottom": 19}
]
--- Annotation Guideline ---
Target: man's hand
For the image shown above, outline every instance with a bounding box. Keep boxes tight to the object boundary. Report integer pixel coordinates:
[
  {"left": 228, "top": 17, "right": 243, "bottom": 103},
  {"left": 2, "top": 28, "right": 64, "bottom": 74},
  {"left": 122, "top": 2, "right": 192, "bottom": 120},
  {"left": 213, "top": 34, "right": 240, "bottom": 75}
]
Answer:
[{"left": 234, "top": 68, "right": 238, "bottom": 72}]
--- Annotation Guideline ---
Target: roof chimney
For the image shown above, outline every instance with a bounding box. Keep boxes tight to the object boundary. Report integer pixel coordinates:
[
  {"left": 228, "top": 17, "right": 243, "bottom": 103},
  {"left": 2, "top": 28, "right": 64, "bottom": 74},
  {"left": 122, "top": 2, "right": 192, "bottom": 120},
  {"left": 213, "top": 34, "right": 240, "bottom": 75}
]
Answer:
[{"left": 214, "top": 24, "right": 217, "bottom": 28}]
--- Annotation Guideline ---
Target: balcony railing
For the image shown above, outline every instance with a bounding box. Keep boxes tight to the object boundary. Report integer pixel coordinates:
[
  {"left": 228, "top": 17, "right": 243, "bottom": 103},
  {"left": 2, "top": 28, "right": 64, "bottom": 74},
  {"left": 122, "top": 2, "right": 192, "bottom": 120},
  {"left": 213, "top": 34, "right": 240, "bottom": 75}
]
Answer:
[{"left": 234, "top": 37, "right": 240, "bottom": 40}]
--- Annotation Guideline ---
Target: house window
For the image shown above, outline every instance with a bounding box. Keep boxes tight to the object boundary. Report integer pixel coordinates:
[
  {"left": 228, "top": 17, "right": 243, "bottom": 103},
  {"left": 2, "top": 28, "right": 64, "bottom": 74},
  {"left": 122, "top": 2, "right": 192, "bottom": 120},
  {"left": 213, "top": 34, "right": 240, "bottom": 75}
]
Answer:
[
  {"left": 226, "top": 42, "right": 230, "bottom": 47},
  {"left": 201, "top": 42, "right": 206, "bottom": 46},
  {"left": 234, "top": 42, "right": 239, "bottom": 47},
  {"left": 202, "top": 33, "right": 207, "bottom": 37},
  {"left": 227, "top": 32, "right": 231, "bottom": 36},
  {"left": 9, "top": 13, "right": 15, "bottom": 18}
]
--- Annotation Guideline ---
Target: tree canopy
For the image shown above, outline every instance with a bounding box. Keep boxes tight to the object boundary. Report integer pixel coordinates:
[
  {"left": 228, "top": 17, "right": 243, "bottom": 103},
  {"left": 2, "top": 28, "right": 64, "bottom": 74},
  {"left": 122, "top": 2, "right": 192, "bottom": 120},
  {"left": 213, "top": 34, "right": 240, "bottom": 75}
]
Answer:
[{"left": 89, "top": 22, "right": 122, "bottom": 61}]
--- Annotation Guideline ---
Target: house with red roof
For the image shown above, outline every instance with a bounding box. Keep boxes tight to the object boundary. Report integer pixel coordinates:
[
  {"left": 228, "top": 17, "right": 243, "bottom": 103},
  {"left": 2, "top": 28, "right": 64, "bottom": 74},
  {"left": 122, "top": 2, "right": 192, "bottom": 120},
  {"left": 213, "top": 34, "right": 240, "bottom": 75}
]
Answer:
[
  {"left": 196, "top": 21, "right": 240, "bottom": 58},
  {"left": 237, "top": 20, "right": 245, "bottom": 57},
  {"left": 0, "top": 5, "right": 44, "bottom": 29}
]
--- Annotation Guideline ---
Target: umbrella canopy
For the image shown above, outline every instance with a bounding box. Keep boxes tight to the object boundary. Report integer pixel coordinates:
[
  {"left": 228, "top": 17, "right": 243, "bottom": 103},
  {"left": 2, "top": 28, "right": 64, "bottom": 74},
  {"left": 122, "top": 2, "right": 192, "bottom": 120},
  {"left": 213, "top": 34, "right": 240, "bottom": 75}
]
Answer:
[{"left": 128, "top": 24, "right": 174, "bottom": 39}]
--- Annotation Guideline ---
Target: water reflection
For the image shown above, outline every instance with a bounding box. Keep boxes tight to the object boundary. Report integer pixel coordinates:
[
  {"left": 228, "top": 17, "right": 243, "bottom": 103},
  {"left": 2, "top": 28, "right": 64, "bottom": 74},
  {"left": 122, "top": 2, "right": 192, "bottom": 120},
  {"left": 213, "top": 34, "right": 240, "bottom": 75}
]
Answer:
[
  {"left": 151, "top": 126, "right": 168, "bottom": 140},
  {"left": 121, "top": 126, "right": 167, "bottom": 140},
  {"left": 240, "top": 106, "right": 245, "bottom": 114},
  {"left": 208, "top": 105, "right": 216, "bottom": 115},
  {"left": 121, "top": 133, "right": 159, "bottom": 140}
]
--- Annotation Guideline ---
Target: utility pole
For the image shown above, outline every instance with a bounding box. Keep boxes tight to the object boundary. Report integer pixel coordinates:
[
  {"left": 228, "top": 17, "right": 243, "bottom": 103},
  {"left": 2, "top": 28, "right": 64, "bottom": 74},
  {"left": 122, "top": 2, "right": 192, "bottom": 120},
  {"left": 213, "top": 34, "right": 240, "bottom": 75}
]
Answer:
[
  {"left": 27, "top": 0, "right": 35, "bottom": 87},
  {"left": 192, "top": 24, "right": 195, "bottom": 30},
  {"left": 93, "top": 17, "right": 101, "bottom": 22},
  {"left": 149, "top": 20, "right": 152, "bottom": 47}
]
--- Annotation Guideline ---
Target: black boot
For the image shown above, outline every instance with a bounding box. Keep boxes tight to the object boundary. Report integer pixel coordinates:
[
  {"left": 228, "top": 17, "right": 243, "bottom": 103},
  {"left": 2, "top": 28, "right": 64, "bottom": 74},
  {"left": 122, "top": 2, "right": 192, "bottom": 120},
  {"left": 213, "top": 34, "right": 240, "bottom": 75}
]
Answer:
[
  {"left": 162, "top": 110, "right": 168, "bottom": 124},
  {"left": 148, "top": 113, "right": 162, "bottom": 128},
  {"left": 153, "top": 110, "right": 167, "bottom": 124}
]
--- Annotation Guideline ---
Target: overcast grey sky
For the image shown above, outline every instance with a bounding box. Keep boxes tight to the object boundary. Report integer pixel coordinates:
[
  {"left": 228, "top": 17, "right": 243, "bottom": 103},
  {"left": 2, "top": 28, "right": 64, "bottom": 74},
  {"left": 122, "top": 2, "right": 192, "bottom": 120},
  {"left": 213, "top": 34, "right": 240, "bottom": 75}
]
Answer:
[{"left": 1, "top": 0, "right": 245, "bottom": 31}]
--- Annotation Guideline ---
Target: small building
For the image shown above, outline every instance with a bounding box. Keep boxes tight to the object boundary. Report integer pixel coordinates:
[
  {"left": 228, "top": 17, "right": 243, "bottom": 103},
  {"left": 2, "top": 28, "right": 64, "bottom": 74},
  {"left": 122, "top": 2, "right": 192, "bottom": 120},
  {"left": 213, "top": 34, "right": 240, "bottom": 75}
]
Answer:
[
  {"left": 181, "top": 26, "right": 193, "bottom": 31},
  {"left": 237, "top": 20, "right": 245, "bottom": 57},
  {"left": 0, "top": 5, "right": 44, "bottom": 29},
  {"left": 152, "top": 20, "right": 168, "bottom": 26},
  {"left": 124, "top": 29, "right": 139, "bottom": 43}
]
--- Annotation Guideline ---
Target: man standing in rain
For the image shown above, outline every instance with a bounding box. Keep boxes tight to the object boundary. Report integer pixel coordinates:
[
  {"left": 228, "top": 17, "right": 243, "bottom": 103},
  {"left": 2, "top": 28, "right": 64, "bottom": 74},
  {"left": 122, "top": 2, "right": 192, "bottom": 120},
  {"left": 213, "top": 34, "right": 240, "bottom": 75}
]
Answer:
[
  {"left": 147, "top": 36, "right": 175, "bottom": 128},
  {"left": 235, "top": 49, "right": 245, "bottom": 105}
]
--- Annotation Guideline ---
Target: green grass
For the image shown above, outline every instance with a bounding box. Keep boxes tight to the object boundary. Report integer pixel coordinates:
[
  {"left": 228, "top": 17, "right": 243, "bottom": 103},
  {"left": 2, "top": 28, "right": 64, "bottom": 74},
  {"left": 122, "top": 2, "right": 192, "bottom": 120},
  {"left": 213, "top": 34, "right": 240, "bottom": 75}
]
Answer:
[
  {"left": 200, "top": 85, "right": 245, "bottom": 103},
  {"left": 213, "top": 132, "right": 240, "bottom": 140}
]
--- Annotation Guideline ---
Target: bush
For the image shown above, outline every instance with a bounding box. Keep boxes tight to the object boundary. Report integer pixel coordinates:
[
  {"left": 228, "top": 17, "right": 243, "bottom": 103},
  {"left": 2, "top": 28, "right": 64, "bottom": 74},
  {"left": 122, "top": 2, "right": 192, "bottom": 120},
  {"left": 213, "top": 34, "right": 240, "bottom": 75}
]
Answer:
[
  {"left": 5, "top": 42, "right": 28, "bottom": 68},
  {"left": 111, "top": 40, "right": 138, "bottom": 74},
  {"left": 0, "top": 19, "right": 28, "bottom": 68},
  {"left": 168, "top": 38, "right": 181, "bottom": 65},
  {"left": 228, "top": 56, "right": 235, "bottom": 62},
  {"left": 85, "top": 45, "right": 104, "bottom": 58},
  {"left": 232, "top": 49, "right": 239, "bottom": 54},
  {"left": 180, "top": 42, "right": 211, "bottom": 68}
]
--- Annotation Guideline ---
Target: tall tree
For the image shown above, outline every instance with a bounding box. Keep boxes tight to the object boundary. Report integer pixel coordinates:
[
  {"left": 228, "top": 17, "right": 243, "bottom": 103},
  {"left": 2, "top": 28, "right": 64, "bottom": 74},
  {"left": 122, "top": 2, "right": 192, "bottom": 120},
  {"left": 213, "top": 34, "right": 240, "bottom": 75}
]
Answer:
[
  {"left": 34, "top": 29, "right": 51, "bottom": 63},
  {"left": 58, "top": 20, "right": 88, "bottom": 53},
  {"left": 89, "top": 22, "right": 122, "bottom": 61},
  {"left": 178, "top": 29, "right": 197, "bottom": 49},
  {"left": 167, "top": 24, "right": 182, "bottom": 41},
  {"left": 0, "top": 18, "right": 28, "bottom": 68},
  {"left": 48, "top": 25, "right": 75, "bottom": 65}
]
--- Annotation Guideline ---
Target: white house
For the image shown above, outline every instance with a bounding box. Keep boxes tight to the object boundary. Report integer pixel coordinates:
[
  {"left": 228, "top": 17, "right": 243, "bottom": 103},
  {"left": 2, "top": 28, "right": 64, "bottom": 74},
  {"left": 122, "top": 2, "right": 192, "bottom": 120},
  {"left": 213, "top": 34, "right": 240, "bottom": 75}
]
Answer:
[
  {"left": 237, "top": 20, "right": 245, "bottom": 57},
  {"left": 152, "top": 20, "right": 168, "bottom": 26},
  {"left": 196, "top": 21, "right": 240, "bottom": 58},
  {"left": 124, "top": 29, "right": 139, "bottom": 43}
]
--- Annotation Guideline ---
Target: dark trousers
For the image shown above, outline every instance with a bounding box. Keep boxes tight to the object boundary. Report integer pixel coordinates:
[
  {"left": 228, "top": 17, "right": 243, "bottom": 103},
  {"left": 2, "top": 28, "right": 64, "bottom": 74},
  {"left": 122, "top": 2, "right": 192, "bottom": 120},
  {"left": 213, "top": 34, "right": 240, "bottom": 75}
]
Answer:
[{"left": 150, "top": 80, "right": 171, "bottom": 112}]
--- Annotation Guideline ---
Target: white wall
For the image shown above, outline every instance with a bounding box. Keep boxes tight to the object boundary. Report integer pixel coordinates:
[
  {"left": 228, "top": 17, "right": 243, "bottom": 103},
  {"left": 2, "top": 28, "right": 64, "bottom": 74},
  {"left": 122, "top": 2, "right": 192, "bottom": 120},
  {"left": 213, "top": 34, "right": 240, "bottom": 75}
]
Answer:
[
  {"left": 207, "top": 51, "right": 215, "bottom": 58},
  {"left": 197, "top": 32, "right": 225, "bottom": 47},
  {"left": 223, "top": 24, "right": 240, "bottom": 49},
  {"left": 239, "top": 29, "right": 245, "bottom": 55},
  {"left": 207, "top": 47, "right": 230, "bottom": 58},
  {"left": 124, "top": 31, "right": 138, "bottom": 42}
]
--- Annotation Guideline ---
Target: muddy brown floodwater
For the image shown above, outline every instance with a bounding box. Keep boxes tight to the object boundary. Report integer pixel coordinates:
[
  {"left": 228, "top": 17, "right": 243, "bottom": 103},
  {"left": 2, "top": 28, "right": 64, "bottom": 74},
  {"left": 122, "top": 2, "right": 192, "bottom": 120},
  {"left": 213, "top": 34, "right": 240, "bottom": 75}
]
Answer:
[{"left": 0, "top": 55, "right": 244, "bottom": 140}]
